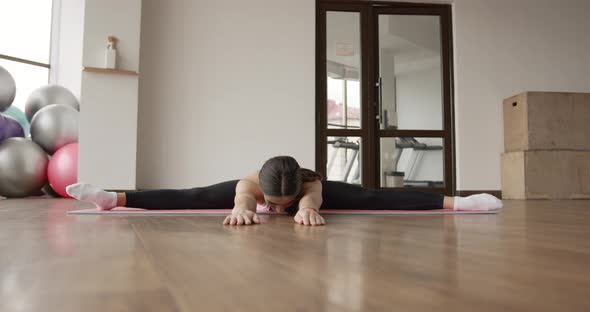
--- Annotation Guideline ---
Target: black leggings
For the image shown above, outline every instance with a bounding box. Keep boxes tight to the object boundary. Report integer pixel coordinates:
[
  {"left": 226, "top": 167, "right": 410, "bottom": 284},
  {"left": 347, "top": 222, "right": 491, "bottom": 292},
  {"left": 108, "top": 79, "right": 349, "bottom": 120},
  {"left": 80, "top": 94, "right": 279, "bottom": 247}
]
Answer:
[{"left": 125, "top": 180, "right": 444, "bottom": 211}]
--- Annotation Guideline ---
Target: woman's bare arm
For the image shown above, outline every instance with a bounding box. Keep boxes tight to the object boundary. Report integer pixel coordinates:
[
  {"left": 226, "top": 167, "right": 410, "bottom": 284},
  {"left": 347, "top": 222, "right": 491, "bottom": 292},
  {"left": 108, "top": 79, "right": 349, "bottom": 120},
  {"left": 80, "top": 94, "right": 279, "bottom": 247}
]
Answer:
[
  {"left": 298, "top": 180, "right": 323, "bottom": 211},
  {"left": 294, "top": 180, "right": 325, "bottom": 226},
  {"left": 234, "top": 178, "right": 262, "bottom": 212},
  {"left": 224, "top": 171, "right": 264, "bottom": 226},
  {"left": 234, "top": 170, "right": 263, "bottom": 211}
]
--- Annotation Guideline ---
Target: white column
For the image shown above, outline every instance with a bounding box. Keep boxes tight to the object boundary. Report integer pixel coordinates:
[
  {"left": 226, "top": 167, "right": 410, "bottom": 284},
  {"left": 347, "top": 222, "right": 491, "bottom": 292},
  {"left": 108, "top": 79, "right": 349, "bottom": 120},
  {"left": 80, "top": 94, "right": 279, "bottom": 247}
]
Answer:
[{"left": 78, "top": 0, "right": 142, "bottom": 190}]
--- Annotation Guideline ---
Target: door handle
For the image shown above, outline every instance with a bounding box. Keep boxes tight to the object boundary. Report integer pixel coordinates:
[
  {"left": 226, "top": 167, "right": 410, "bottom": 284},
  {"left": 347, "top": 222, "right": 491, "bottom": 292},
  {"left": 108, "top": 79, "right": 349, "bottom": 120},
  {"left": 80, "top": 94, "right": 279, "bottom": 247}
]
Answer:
[{"left": 375, "top": 77, "right": 383, "bottom": 122}]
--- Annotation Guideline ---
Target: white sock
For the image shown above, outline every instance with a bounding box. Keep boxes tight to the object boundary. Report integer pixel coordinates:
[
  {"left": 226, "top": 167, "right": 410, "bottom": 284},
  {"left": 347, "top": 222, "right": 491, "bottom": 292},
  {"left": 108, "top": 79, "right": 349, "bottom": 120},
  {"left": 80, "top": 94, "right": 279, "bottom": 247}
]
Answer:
[
  {"left": 454, "top": 193, "right": 503, "bottom": 211},
  {"left": 66, "top": 183, "right": 117, "bottom": 210}
]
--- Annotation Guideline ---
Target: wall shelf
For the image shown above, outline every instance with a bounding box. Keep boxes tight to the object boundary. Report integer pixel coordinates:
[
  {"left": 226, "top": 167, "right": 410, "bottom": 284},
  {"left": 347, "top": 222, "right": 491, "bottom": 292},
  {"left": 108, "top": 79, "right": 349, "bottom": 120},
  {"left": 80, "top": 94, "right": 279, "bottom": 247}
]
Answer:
[{"left": 83, "top": 66, "right": 138, "bottom": 76}]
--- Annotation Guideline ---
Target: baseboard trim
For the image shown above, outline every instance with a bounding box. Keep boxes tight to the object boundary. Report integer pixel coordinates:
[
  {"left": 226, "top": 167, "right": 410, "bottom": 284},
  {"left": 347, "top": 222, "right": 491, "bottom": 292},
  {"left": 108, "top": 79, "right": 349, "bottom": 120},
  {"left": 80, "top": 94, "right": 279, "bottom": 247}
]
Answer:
[{"left": 456, "top": 190, "right": 502, "bottom": 199}]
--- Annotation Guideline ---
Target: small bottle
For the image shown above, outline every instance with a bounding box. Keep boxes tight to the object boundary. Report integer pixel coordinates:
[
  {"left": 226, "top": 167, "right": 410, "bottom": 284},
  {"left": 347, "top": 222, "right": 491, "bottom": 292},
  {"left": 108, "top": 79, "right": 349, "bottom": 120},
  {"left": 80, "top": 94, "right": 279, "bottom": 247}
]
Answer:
[{"left": 105, "top": 36, "right": 117, "bottom": 69}]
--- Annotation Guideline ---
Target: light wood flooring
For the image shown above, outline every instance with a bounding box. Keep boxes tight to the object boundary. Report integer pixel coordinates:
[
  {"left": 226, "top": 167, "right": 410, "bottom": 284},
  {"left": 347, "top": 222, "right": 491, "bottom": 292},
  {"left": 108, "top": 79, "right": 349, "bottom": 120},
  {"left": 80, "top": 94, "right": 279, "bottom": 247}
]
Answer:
[{"left": 0, "top": 198, "right": 589, "bottom": 312}]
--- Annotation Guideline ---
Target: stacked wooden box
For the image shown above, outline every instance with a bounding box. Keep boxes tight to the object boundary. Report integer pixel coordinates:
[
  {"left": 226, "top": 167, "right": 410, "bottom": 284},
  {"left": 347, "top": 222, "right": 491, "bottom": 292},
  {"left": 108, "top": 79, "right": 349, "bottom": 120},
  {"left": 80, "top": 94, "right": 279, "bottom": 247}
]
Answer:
[{"left": 501, "top": 92, "right": 590, "bottom": 199}]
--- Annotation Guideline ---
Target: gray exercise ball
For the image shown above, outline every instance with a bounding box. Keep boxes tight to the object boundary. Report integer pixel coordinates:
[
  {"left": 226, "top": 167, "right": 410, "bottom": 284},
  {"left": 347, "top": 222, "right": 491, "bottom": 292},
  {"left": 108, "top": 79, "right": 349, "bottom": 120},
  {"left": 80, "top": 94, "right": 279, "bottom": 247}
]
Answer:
[
  {"left": 24, "top": 84, "right": 79, "bottom": 121},
  {"left": 30, "top": 104, "right": 79, "bottom": 155},
  {"left": 0, "top": 138, "right": 49, "bottom": 198},
  {"left": 0, "top": 66, "right": 16, "bottom": 112}
]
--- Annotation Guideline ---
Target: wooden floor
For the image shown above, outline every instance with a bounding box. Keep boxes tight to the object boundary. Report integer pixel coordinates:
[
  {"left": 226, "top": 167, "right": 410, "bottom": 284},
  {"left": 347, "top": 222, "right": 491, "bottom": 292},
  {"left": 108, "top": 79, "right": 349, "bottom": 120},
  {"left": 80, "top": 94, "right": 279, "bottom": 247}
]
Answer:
[{"left": 0, "top": 199, "right": 589, "bottom": 312}]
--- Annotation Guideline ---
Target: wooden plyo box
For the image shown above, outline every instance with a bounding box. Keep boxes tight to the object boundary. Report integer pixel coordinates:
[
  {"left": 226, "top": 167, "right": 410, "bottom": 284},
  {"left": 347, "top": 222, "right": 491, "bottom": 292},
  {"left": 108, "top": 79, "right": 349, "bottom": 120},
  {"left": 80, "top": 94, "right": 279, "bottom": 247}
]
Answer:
[
  {"left": 503, "top": 92, "right": 590, "bottom": 152},
  {"left": 501, "top": 150, "right": 590, "bottom": 199}
]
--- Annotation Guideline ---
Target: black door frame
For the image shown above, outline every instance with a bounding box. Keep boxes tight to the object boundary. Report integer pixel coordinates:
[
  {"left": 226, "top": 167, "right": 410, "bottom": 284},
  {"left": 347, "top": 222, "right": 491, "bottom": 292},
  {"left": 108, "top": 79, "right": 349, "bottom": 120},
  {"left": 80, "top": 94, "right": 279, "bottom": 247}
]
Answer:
[{"left": 316, "top": 1, "right": 455, "bottom": 195}]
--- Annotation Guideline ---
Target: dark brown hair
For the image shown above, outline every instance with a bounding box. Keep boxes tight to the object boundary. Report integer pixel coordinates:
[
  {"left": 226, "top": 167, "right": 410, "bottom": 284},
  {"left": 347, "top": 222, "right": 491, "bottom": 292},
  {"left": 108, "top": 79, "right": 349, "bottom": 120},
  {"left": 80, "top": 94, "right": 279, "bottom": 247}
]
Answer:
[{"left": 258, "top": 156, "right": 322, "bottom": 197}]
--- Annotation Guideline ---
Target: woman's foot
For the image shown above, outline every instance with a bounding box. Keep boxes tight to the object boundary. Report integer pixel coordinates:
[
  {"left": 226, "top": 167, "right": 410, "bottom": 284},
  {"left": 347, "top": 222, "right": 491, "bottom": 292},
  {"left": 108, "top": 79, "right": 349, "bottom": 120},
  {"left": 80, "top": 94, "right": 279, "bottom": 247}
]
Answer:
[
  {"left": 66, "top": 183, "right": 117, "bottom": 210},
  {"left": 454, "top": 194, "right": 503, "bottom": 211}
]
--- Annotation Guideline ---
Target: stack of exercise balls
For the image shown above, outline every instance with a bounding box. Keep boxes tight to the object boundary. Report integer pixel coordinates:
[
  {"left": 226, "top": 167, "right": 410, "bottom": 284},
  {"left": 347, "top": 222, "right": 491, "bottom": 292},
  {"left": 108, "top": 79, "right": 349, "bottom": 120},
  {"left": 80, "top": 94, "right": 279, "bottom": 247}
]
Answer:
[{"left": 0, "top": 65, "right": 80, "bottom": 198}]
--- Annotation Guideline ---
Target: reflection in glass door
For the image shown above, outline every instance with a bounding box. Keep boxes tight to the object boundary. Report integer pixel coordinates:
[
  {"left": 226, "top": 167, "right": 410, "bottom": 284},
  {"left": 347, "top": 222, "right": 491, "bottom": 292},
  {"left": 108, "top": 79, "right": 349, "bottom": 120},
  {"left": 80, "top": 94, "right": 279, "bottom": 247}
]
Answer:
[
  {"left": 324, "top": 10, "right": 364, "bottom": 184},
  {"left": 376, "top": 13, "right": 448, "bottom": 190},
  {"left": 380, "top": 137, "right": 444, "bottom": 188},
  {"left": 377, "top": 15, "right": 443, "bottom": 131},
  {"left": 326, "top": 11, "right": 362, "bottom": 131}
]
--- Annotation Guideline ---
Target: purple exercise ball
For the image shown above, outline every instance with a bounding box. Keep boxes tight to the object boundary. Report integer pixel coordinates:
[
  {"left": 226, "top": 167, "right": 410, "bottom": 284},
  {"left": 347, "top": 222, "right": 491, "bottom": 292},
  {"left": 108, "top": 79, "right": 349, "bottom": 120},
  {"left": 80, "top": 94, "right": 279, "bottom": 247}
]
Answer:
[{"left": 0, "top": 114, "right": 24, "bottom": 143}]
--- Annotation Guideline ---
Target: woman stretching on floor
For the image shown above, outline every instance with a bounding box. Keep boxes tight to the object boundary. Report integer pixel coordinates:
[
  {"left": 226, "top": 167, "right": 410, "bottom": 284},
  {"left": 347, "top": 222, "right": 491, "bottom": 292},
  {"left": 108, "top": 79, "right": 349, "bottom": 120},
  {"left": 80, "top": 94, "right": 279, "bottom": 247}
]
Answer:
[{"left": 66, "top": 156, "right": 502, "bottom": 226}]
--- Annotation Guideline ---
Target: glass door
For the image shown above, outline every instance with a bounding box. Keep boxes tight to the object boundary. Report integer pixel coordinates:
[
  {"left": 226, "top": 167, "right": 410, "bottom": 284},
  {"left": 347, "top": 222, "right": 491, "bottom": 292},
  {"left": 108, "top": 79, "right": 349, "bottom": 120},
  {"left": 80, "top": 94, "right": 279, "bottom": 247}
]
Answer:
[{"left": 316, "top": 3, "right": 454, "bottom": 195}]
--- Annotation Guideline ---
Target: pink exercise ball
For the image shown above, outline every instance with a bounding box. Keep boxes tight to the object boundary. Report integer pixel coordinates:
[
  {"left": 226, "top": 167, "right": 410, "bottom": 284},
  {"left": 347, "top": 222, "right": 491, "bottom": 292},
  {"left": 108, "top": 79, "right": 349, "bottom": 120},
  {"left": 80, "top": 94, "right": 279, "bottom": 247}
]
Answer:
[{"left": 48, "top": 143, "right": 78, "bottom": 198}]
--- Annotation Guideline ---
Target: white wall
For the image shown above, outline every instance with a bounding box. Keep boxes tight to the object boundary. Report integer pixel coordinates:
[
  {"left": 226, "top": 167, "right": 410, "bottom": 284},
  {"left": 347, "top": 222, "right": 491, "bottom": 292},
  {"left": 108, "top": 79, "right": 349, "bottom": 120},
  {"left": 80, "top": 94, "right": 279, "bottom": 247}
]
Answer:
[
  {"left": 137, "top": 0, "right": 315, "bottom": 188},
  {"left": 132, "top": 0, "right": 590, "bottom": 190},
  {"left": 453, "top": 0, "right": 590, "bottom": 190}
]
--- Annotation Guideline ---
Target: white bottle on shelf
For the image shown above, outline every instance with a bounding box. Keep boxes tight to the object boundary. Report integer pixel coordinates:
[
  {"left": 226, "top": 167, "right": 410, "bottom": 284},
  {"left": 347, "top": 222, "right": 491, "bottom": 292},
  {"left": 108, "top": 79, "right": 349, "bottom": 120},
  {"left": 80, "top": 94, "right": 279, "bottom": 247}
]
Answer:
[{"left": 105, "top": 36, "right": 117, "bottom": 69}]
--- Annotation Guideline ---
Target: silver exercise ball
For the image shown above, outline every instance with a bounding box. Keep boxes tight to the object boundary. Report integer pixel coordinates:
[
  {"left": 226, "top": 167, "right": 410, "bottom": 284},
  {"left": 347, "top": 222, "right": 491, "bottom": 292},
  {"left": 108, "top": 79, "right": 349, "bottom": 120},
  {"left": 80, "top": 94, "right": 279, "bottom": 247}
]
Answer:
[
  {"left": 24, "top": 84, "right": 79, "bottom": 121},
  {"left": 30, "top": 104, "right": 79, "bottom": 155},
  {"left": 0, "top": 138, "right": 49, "bottom": 198},
  {"left": 0, "top": 66, "right": 16, "bottom": 112}
]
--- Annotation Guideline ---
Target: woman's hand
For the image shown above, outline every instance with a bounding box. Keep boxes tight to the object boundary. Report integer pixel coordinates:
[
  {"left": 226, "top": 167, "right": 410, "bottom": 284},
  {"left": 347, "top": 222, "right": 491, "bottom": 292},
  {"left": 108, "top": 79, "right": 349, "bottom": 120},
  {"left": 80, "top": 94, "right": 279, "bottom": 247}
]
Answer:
[
  {"left": 223, "top": 208, "right": 260, "bottom": 226},
  {"left": 294, "top": 208, "right": 325, "bottom": 226}
]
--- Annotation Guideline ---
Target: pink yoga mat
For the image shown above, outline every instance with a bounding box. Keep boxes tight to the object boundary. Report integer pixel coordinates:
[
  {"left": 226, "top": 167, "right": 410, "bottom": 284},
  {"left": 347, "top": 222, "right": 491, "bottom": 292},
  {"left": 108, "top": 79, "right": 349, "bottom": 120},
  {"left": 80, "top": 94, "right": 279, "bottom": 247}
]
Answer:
[{"left": 68, "top": 207, "right": 497, "bottom": 216}]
